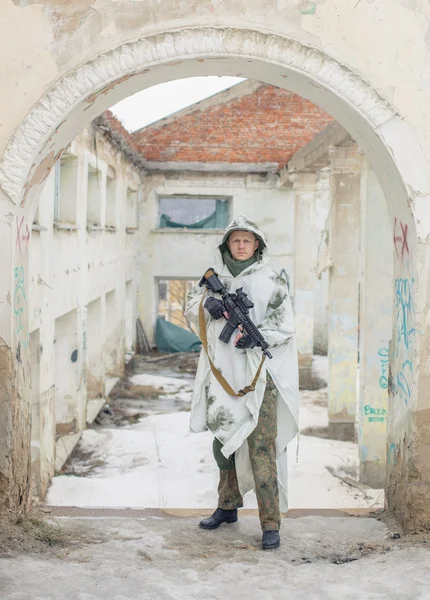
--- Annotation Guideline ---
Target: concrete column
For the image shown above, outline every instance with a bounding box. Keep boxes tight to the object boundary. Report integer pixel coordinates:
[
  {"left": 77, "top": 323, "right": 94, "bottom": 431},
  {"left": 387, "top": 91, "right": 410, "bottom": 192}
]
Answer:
[
  {"left": 75, "top": 151, "right": 89, "bottom": 432},
  {"left": 31, "top": 170, "right": 56, "bottom": 499},
  {"left": 86, "top": 297, "right": 104, "bottom": 399},
  {"left": 102, "top": 171, "right": 127, "bottom": 378},
  {"left": 358, "top": 163, "right": 393, "bottom": 487},
  {"left": 293, "top": 171, "right": 318, "bottom": 387},
  {"left": 30, "top": 329, "right": 41, "bottom": 495},
  {"left": 327, "top": 144, "right": 362, "bottom": 441},
  {"left": 54, "top": 310, "right": 81, "bottom": 434},
  {"left": 112, "top": 173, "right": 127, "bottom": 377},
  {"left": 125, "top": 279, "right": 137, "bottom": 352},
  {"left": 313, "top": 170, "right": 331, "bottom": 355},
  {"left": 0, "top": 186, "right": 32, "bottom": 510},
  {"left": 38, "top": 310, "right": 56, "bottom": 496},
  {"left": 137, "top": 174, "right": 160, "bottom": 347},
  {"left": 385, "top": 193, "right": 422, "bottom": 530}
]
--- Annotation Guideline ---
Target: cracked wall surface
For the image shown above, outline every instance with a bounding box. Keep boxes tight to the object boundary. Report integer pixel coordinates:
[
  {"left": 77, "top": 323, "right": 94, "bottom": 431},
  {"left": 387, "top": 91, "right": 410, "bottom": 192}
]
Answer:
[
  {"left": 0, "top": 28, "right": 399, "bottom": 205},
  {"left": 2, "top": 0, "right": 430, "bottom": 162},
  {"left": 1, "top": 0, "right": 430, "bottom": 530}
]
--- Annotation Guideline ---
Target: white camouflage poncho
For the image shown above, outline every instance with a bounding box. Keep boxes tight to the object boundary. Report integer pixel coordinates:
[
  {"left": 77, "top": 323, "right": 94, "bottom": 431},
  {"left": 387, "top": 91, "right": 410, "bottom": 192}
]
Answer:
[{"left": 185, "top": 215, "right": 299, "bottom": 511}]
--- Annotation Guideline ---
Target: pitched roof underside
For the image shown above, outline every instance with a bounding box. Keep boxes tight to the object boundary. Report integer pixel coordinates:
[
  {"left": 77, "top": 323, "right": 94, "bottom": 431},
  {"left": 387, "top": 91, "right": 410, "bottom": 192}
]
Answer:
[{"left": 132, "top": 82, "right": 334, "bottom": 170}]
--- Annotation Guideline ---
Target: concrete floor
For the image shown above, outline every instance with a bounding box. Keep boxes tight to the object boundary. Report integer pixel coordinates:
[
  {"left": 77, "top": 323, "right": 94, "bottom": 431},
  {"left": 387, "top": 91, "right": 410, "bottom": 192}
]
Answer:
[{"left": 1, "top": 508, "right": 430, "bottom": 599}]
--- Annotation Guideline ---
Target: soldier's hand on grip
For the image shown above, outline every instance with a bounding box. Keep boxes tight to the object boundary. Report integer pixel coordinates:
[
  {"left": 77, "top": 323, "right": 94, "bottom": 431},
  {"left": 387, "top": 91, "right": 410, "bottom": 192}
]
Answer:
[
  {"left": 204, "top": 297, "right": 225, "bottom": 320},
  {"left": 235, "top": 332, "right": 256, "bottom": 349}
]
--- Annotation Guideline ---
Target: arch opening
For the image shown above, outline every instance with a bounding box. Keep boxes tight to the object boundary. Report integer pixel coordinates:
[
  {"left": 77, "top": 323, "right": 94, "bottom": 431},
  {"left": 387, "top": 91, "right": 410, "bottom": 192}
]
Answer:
[
  {"left": 1, "top": 27, "right": 425, "bottom": 529},
  {"left": 0, "top": 29, "right": 419, "bottom": 226}
]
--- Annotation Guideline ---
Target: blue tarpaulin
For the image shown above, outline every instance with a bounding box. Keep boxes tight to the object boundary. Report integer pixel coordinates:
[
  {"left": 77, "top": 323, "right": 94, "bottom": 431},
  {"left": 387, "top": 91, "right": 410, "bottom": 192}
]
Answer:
[{"left": 155, "top": 317, "right": 201, "bottom": 353}]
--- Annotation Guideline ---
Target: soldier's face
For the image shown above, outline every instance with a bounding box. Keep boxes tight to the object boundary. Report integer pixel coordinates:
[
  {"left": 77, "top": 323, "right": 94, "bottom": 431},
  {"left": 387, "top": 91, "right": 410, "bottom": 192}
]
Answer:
[{"left": 227, "top": 230, "right": 259, "bottom": 261}]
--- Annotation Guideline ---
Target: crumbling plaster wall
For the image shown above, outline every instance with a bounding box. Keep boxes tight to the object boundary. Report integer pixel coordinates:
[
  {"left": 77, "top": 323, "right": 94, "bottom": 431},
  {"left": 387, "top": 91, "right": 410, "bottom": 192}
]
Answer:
[
  {"left": 1, "top": 0, "right": 430, "bottom": 529},
  {"left": 2, "top": 0, "right": 430, "bottom": 168},
  {"left": 26, "top": 124, "right": 141, "bottom": 497},
  {"left": 139, "top": 171, "right": 295, "bottom": 343}
]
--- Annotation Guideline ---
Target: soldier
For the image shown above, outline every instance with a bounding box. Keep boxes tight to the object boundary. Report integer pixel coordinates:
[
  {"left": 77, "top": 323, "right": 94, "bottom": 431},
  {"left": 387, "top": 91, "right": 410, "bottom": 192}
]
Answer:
[{"left": 185, "top": 215, "right": 299, "bottom": 550}]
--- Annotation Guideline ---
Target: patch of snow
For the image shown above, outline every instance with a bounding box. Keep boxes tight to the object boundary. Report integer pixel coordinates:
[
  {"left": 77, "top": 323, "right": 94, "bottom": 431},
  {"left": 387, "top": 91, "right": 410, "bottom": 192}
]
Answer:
[
  {"left": 4, "top": 514, "right": 430, "bottom": 600},
  {"left": 312, "top": 354, "right": 328, "bottom": 381},
  {"left": 299, "top": 388, "right": 328, "bottom": 431},
  {"left": 47, "top": 404, "right": 383, "bottom": 510},
  {"left": 130, "top": 373, "right": 194, "bottom": 403},
  {"left": 130, "top": 373, "right": 193, "bottom": 391}
]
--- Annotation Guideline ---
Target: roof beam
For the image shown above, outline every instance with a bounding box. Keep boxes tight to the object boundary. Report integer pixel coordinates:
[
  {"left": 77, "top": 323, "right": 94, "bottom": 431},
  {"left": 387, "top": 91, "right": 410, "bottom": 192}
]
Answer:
[
  {"left": 278, "top": 122, "right": 350, "bottom": 187},
  {"left": 144, "top": 161, "right": 279, "bottom": 173}
]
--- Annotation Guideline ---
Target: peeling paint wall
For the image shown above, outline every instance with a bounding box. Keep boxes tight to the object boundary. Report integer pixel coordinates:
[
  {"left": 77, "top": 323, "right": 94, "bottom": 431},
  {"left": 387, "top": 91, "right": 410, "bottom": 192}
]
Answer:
[
  {"left": 1, "top": 0, "right": 430, "bottom": 529},
  {"left": 358, "top": 162, "right": 393, "bottom": 488},
  {"left": 313, "top": 172, "right": 331, "bottom": 354},
  {"left": 26, "top": 124, "right": 141, "bottom": 498},
  {"left": 1, "top": 0, "right": 430, "bottom": 182},
  {"left": 138, "top": 171, "right": 296, "bottom": 344}
]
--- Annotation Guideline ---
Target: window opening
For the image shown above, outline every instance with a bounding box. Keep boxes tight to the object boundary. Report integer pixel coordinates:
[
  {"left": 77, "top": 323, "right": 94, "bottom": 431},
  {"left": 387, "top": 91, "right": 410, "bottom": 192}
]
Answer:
[
  {"left": 158, "top": 196, "right": 229, "bottom": 229},
  {"left": 157, "top": 279, "right": 197, "bottom": 332}
]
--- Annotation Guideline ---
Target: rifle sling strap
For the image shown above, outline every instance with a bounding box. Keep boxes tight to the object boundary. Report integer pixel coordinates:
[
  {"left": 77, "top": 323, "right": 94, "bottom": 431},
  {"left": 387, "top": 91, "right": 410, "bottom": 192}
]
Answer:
[{"left": 198, "top": 294, "right": 266, "bottom": 397}]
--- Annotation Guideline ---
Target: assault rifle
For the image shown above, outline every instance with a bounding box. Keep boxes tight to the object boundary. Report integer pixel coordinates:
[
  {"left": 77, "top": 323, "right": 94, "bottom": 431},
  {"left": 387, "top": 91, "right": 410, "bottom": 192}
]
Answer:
[{"left": 199, "top": 268, "right": 273, "bottom": 359}]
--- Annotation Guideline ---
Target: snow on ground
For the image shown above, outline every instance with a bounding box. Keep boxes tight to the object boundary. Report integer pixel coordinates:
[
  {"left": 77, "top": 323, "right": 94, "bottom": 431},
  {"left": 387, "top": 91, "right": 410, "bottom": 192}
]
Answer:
[
  {"left": 3, "top": 514, "right": 430, "bottom": 600},
  {"left": 47, "top": 359, "right": 383, "bottom": 510},
  {"left": 18, "top": 354, "right": 412, "bottom": 600},
  {"left": 300, "top": 387, "right": 328, "bottom": 432},
  {"left": 312, "top": 354, "right": 328, "bottom": 380},
  {"left": 129, "top": 373, "right": 194, "bottom": 401},
  {"left": 47, "top": 411, "right": 382, "bottom": 509}
]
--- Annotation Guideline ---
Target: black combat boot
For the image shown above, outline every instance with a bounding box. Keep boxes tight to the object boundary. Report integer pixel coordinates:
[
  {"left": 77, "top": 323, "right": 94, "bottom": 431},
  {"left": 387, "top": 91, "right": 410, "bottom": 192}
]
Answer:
[
  {"left": 262, "top": 530, "right": 280, "bottom": 550},
  {"left": 199, "top": 508, "right": 238, "bottom": 530}
]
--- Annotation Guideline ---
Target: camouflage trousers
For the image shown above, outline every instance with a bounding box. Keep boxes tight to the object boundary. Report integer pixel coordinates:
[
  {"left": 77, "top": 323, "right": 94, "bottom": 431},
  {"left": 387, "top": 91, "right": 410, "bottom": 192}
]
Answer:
[{"left": 217, "top": 375, "right": 280, "bottom": 531}]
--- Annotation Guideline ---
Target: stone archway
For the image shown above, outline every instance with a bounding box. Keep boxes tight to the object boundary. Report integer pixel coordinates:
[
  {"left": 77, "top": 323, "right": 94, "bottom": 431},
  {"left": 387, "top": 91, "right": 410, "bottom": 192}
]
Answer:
[
  {"left": 0, "top": 27, "right": 428, "bottom": 530},
  {"left": 0, "top": 28, "right": 417, "bottom": 213}
]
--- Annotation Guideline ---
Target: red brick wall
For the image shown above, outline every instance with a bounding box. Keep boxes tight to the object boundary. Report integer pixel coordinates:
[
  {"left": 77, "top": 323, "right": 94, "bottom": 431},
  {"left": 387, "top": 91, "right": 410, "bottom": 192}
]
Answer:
[
  {"left": 101, "top": 111, "right": 141, "bottom": 153},
  {"left": 133, "top": 84, "right": 333, "bottom": 168}
]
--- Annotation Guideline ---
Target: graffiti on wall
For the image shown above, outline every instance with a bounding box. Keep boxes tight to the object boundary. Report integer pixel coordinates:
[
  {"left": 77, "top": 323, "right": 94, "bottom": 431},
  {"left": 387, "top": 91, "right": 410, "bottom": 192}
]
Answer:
[
  {"left": 395, "top": 278, "right": 415, "bottom": 351},
  {"left": 14, "top": 265, "right": 28, "bottom": 352},
  {"left": 393, "top": 277, "right": 415, "bottom": 405},
  {"left": 364, "top": 405, "right": 387, "bottom": 423},
  {"left": 15, "top": 216, "right": 30, "bottom": 254},
  {"left": 378, "top": 347, "right": 389, "bottom": 389},
  {"left": 389, "top": 218, "right": 415, "bottom": 471},
  {"left": 396, "top": 360, "right": 413, "bottom": 406},
  {"left": 393, "top": 218, "right": 409, "bottom": 260},
  {"left": 387, "top": 442, "right": 397, "bottom": 465}
]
